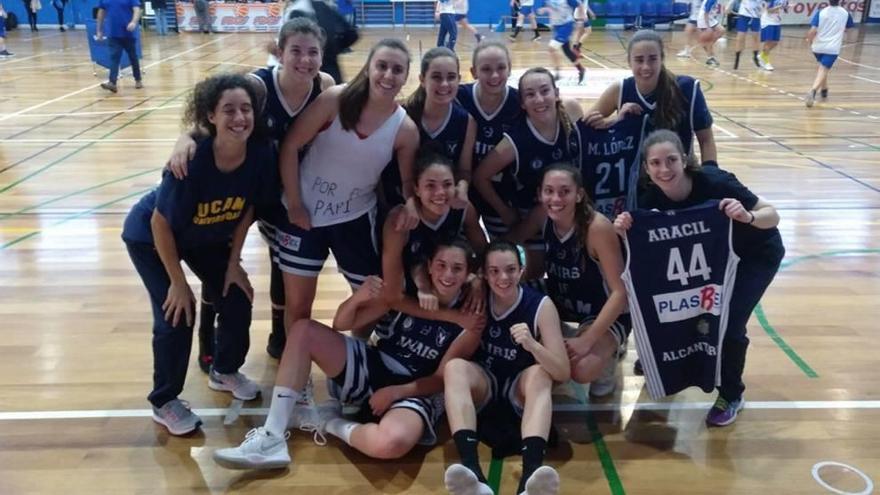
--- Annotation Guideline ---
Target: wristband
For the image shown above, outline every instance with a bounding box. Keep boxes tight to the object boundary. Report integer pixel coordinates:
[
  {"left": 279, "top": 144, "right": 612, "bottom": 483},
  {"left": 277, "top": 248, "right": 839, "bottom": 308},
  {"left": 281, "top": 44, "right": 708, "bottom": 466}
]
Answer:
[{"left": 748, "top": 211, "right": 755, "bottom": 225}]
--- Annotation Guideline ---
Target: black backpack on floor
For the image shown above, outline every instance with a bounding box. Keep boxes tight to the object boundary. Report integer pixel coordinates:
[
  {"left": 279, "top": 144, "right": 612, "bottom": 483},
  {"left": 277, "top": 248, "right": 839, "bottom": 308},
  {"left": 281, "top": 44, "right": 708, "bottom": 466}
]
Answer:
[{"left": 5, "top": 12, "right": 18, "bottom": 30}]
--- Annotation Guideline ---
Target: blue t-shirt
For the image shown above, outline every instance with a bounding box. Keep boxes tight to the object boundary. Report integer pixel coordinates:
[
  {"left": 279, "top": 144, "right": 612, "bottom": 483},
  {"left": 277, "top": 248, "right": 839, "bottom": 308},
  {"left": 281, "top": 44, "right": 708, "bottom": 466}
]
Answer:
[
  {"left": 122, "top": 137, "right": 276, "bottom": 248},
  {"left": 99, "top": 0, "right": 140, "bottom": 39}
]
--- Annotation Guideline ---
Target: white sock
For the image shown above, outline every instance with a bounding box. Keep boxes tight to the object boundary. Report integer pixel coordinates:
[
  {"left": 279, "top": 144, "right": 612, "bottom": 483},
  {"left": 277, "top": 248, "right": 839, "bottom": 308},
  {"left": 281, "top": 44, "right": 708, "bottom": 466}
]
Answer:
[
  {"left": 265, "top": 386, "right": 300, "bottom": 436},
  {"left": 324, "top": 417, "right": 359, "bottom": 445}
]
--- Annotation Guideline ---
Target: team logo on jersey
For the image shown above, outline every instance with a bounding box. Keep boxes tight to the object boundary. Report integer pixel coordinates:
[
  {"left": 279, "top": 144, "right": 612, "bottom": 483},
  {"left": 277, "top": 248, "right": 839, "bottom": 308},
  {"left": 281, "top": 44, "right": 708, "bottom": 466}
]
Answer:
[
  {"left": 652, "top": 284, "right": 724, "bottom": 323},
  {"left": 551, "top": 148, "right": 563, "bottom": 161},
  {"left": 410, "top": 241, "right": 420, "bottom": 255},
  {"left": 483, "top": 127, "right": 495, "bottom": 139},
  {"left": 489, "top": 325, "right": 502, "bottom": 339},
  {"left": 266, "top": 116, "right": 275, "bottom": 129},
  {"left": 530, "top": 158, "right": 543, "bottom": 170},
  {"left": 696, "top": 318, "right": 710, "bottom": 336},
  {"left": 277, "top": 233, "right": 301, "bottom": 251},
  {"left": 403, "top": 316, "right": 414, "bottom": 331},
  {"left": 420, "top": 324, "right": 432, "bottom": 336},
  {"left": 446, "top": 142, "right": 459, "bottom": 156},
  {"left": 436, "top": 329, "right": 449, "bottom": 347}
]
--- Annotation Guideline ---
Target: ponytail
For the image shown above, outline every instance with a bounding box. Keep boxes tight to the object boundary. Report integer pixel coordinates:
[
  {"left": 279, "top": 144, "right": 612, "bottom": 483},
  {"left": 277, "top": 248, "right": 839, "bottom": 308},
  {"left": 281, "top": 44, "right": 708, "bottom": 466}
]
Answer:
[
  {"left": 627, "top": 30, "right": 685, "bottom": 132},
  {"left": 339, "top": 38, "right": 411, "bottom": 131},
  {"left": 404, "top": 46, "right": 459, "bottom": 126},
  {"left": 540, "top": 163, "right": 595, "bottom": 253}
]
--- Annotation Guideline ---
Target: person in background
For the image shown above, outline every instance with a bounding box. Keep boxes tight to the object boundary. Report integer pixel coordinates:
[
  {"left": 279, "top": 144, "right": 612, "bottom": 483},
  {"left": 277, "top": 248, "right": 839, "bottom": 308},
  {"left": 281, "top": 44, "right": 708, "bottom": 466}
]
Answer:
[
  {"left": 804, "top": 0, "right": 853, "bottom": 107},
  {"left": 288, "top": 0, "right": 358, "bottom": 83},
  {"left": 0, "top": 2, "right": 14, "bottom": 57},
  {"left": 453, "top": 0, "right": 483, "bottom": 44},
  {"left": 96, "top": 0, "right": 143, "bottom": 93},
  {"left": 53, "top": 0, "right": 68, "bottom": 31},
  {"left": 194, "top": 0, "right": 210, "bottom": 33},
  {"left": 22, "top": 0, "right": 40, "bottom": 31},
  {"left": 435, "top": 0, "right": 458, "bottom": 50},
  {"left": 151, "top": 0, "right": 166, "bottom": 35}
]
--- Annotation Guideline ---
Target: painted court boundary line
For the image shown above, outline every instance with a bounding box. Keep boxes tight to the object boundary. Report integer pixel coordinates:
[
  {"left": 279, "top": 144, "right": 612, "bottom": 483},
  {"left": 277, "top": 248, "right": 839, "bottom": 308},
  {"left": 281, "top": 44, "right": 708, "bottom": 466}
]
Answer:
[
  {"left": 0, "top": 36, "right": 228, "bottom": 123},
  {"left": 4, "top": 400, "right": 880, "bottom": 421}
]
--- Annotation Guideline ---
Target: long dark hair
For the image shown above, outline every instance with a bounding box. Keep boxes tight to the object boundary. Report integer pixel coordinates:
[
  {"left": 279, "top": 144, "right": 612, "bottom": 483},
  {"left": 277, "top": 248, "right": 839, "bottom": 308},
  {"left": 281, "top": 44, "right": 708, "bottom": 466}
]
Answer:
[
  {"left": 183, "top": 73, "right": 265, "bottom": 139},
  {"left": 414, "top": 143, "right": 455, "bottom": 184},
  {"left": 640, "top": 129, "right": 701, "bottom": 181},
  {"left": 404, "top": 47, "right": 459, "bottom": 125},
  {"left": 518, "top": 67, "right": 575, "bottom": 157},
  {"left": 429, "top": 235, "right": 477, "bottom": 274},
  {"left": 338, "top": 38, "right": 411, "bottom": 131},
  {"left": 540, "top": 163, "right": 595, "bottom": 251},
  {"left": 483, "top": 238, "right": 524, "bottom": 269},
  {"left": 627, "top": 30, "right": 685, "bottom": 133}
]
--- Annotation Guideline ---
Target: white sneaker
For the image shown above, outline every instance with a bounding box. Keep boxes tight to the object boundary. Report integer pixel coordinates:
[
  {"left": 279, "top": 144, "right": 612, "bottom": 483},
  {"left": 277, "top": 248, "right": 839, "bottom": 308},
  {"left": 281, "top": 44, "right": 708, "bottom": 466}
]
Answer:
[
  {"left": 589, "top": 358, "right": 617, "bottom": 397},
  {"left": 763, "top": 62, "right": 774, "bottom": 71},
  {"left": 152, "top": 399, "right": 202, "bottom": 436},
  {"left": 521, "top": 466, "right": 560, "bottom": 495},
  {"left": 209, "top": 370, "right": 261, "bottom": 400},
  {"left": 676, "top": 48, "right": 690, "bottom": 57},
  {"left": 213, "top": 427, "right": 291, "bottom": 469},
  {"left": 445, "top": 464, "right": 494, "bottom": 495}
]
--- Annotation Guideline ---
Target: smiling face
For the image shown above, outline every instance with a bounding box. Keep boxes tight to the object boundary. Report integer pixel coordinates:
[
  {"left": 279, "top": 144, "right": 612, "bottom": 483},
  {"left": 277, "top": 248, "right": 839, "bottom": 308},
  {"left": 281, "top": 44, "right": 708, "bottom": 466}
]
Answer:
[
  {"left": 415, "top": 163, "right": 455, "bottom": 218},
  {"left": 208, "top": 87, "right": 254, "bottom": 143},
  {"left": 645, "top": 140, "right": 690, "bottom": 197},
  {"left": 540, "top": 169, "right": 584, "bottom": 224},
  {"left": 421, "top": 56, "right": 460, "bottom": 107},
  {"left": 519, "top": 71, "right": 559, "bottom": 121},
  {"left": 368, "top": 46, "right": 409, "bottom": 100},
  {"left": 628, "top": 40, "right": 663, "bottom": 90},
  {"left": 471, "top": 46, "right": 510, "bottom": 96},
  {"left": 428, "top": 246, "right": 469, "bottom": 300},
  {"left": 279, "top": 32, "right": 323, "bottom": 83},
  {"left": 484, "top": 249, "right": 523, "bottom": 300}
]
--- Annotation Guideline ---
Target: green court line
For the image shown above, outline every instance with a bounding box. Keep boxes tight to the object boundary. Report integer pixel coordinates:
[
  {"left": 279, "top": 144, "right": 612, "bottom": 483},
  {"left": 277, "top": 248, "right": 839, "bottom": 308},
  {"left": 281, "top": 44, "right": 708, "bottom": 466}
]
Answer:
[
  {"left": 753, "top": 248, "right": 880, "bottom": 377},
  {"left": 0, "top": 167, "right": 160, "bottom": 221},
  {"left": 573, "top": 382, "right": 626, "bottom": 495},
  {"left": 0, "top": 188, "right": 151, "bottom": 250},
  {"left": 487, "top": 457, "right": 503, "bottom": 495},
  {"left": 0, "top": 90, "right": 187, "bottom": 195}
]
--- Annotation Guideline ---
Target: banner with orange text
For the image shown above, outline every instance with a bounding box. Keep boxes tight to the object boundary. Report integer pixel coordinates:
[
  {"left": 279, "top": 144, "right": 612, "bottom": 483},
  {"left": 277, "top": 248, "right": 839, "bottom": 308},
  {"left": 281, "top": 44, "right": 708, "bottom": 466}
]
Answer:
[{"left": 175, "top": 2, "right": 284, "bottom": 32}]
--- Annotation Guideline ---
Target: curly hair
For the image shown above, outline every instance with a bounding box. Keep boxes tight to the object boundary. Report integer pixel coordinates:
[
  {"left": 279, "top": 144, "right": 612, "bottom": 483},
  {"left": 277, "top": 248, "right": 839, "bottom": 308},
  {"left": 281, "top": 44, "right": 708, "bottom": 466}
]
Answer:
[{"left": 182, "top": 72, "right": 265, "bottom": 138}]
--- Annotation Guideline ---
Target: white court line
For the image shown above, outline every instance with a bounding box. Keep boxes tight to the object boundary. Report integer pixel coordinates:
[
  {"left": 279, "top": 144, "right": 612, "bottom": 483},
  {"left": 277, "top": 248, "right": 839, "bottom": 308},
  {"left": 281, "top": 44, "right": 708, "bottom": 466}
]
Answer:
[
  {"left": 581, "top": 54, "right": 610, "bottom": 69},
  {"left": 712, "top": 123, "right": 738, "bottom": 138},
  {"left": 0, "top": 104, "right": 183, "bottom": 118},
  {"left": 850, "top": 74, "right": 880, "bottom": 85},
  {"left": 0, "top": 138, "right": 178, "bottom": 143},
  {"left": 3, "top": 400, "right": 880, "bottom": 421},
  {"left": 837, "top": 57, "right": 880, "bottom": 71},
  {"left": 0, "top": 36, "right": 229, "bottom": 123}
]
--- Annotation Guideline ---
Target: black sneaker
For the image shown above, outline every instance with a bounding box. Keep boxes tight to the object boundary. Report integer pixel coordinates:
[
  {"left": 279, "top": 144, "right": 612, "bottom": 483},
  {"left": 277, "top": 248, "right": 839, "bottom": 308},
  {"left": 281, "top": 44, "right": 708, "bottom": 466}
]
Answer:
[
  {"left": 100, "top": 82, "right": 117, "bottom": 93},
  {"left": 266, "top": 327, "right": 286, "bottom": 359},
  {"left": 633, "top": 359, "right": 644, "bottom": 376},
  {"left": 0, "top": 50, "right": 14, "bottom": 58},
  {"left": 577, "top": 66, "right": 586, "bottom": 85},
  {"left": 820, "top": 89, "right": 828, "bottom": 98}
]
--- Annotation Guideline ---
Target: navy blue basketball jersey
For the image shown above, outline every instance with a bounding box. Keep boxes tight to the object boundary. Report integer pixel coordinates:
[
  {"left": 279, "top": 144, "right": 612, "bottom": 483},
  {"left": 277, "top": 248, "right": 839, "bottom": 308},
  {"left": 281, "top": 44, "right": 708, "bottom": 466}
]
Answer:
[
  {"left": 375, "top": 304, "right": 465, "bottom": 378},
  {"left": 621, "top": 201, "right": 739, "bottom": 399},
  {"left": 381, "top": 102, "right": 471, "bottom": 206},
  {"left": 543, "top": 219, "right": 610, "bottom": 323},
  {"left": 618, "top": 75, "right": 712, "bottom": 156},
  {"left": 475, "top": 286, "right": 549, "bottom": 380},
  {"left": 456, "top": 82, "right": 521, "bottom": 223},
  {"left": 402, "top": 208, "right": 467, "bottom": 293},
  {"left": 250, "top": 66, "right": 322, "bottom": 146},
  {"left": 578, "top": 115, "right": 649, "bottom": 219},
  {"left": 505, "top": 118, "right": 581, "bottom": 210}
]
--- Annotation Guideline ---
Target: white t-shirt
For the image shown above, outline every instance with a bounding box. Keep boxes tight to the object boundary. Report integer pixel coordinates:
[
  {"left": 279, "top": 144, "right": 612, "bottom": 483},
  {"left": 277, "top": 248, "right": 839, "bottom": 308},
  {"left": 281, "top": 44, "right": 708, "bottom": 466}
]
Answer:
[
  {"left": 737, "top": 0, "right": 762, "bottom": 18},
  {"left": 296, "top": 106, "right": 407, "bottom": 227},
  {"left": 760, "top": 0, "right": 787, "bottom": 27},
  {"left": 437, "top": 0, "right": 456, "bottom": 15},
  {"left": 453, "top": 0, "right": 468, "bottom": 14},
  {"left": 811, "top": 5, "right": 854, "bottom": 55},
  {"left": 545, "top": 0, "right": 581, "bottom": 26}
]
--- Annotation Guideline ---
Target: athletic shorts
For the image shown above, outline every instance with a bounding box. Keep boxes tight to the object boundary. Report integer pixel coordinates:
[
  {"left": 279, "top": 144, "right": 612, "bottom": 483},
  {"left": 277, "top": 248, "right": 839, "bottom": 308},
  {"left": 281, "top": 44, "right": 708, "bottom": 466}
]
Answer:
[
  {"left": 475, "top": 364, "right": 526, "bottom": 418},
  {"left": 697, "top": 14, "right": 720, "bottom": 29},
  {"left": 561, "top": 312, "right": 632, "bottom": 349},
  {"left": 256, "top": 199, "right": 285, "bottom": 251},
  {"left": 736, "top": 15, "right": 761, "bottom": 32},
  {"left": 520, "top": 5, "right": 534, "bottom": 15},
  {"left": 688, "top": 17, "right": 698, "bottom": 24},
  {"left": 274, "top": 207, "right": 380, "bottom": 287},
  {"left": 454, "top": 13, "right": 466, "bottom": 20},
  {"left": 814, "top": 52, "right": 838, "bottom": 69},
  {"left": 0, "top": 18, "right": 6, "bottom": 38},
  {"left": 760, "top": 25, "right": 781, "bottom": 42},
  {"left": 550, "top": 21, "right": 575, "bottom": 46},
  {"left": 328, "top": 336, "right": 445, "bottom": 445}
]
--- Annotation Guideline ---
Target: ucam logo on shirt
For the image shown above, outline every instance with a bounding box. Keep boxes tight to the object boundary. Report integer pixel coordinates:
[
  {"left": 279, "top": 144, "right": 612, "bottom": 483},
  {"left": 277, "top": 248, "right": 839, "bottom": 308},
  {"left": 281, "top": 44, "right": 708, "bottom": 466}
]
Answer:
[{"left": 652, "top": 284, "right": 724, "bottom": 323}]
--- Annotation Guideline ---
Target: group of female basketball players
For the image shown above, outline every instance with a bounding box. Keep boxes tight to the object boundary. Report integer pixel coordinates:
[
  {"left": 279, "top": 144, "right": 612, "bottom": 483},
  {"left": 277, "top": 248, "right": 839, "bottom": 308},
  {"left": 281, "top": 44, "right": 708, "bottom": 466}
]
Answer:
[{"left": 122, "top": 18, "right": 783, "bottom": 495}]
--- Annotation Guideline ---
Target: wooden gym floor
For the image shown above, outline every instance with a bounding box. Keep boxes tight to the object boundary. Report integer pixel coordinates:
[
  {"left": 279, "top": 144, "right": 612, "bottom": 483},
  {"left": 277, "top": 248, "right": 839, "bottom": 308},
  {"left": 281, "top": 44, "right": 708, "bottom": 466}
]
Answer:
[{"left": 0, "top": 24, "right": 879, "bottom": 495}]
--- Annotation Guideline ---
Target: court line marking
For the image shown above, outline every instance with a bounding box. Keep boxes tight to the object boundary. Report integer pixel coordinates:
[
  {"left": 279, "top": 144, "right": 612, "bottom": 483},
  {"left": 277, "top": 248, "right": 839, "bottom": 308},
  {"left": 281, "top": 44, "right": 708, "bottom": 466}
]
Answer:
[
  {"left": 849, "top": 74, "right": 880, "bottom": 85},
  {"left": 0, "top": 105, "right": 184, "bottom": 118},
  {"left": 811, "top": 461, "right": 874, "bottom": 495},
  {"left": 836, "top": 57, "right": 880, "bottom": 71},
  {"left": 0, "top": 138, "right": 179, "bottom": 143},
  {"left": 755, "top": 249, "right": 880, "bottom": 378},
  {"left": 4, "top": 400, "right": 880, "bottom": 421},
  {"left": 0, "top": 36, "right": 228, "bottom": 123},
  {"left": 712, "top": 123, "right": 738, "bottom": 138},
  {"left": 573, "top": 382, "right": 625, "bottom": 495}
]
